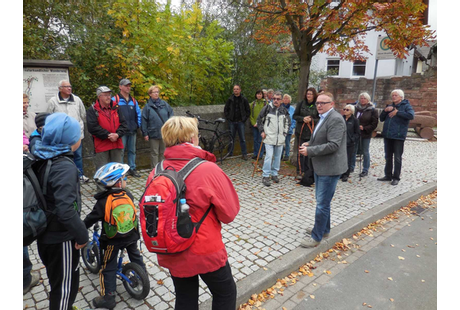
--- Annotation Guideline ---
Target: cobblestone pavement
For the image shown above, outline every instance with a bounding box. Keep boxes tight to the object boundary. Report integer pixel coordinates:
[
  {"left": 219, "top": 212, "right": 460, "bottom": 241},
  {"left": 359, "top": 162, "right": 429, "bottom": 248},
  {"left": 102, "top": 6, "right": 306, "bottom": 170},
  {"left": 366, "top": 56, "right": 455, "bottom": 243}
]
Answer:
[{"left": 23, "top": 136, "right": 437, "bottom": 310}]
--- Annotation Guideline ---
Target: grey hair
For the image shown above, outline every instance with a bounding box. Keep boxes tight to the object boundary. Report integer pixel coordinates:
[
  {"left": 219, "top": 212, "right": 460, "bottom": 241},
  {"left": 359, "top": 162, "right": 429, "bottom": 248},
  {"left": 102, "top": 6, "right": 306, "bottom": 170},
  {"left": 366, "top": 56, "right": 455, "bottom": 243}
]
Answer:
[
  {"left": 59, "top": 80, "right": 70, "bottom": 87},
  {"left": 345, "top": 104, "right": 355, "bottom": 114},
  {"left": 358, "top": 92, "right": 371, "bottom": 103},
  {"left": 391, "top": 89, "right": 405, "bottom": 100},
  {"left": 283, "top": 94, "right": 292, "bottom": 101},
  {"left": 274, "top": 91, "right": 282, "bottom": 97}
]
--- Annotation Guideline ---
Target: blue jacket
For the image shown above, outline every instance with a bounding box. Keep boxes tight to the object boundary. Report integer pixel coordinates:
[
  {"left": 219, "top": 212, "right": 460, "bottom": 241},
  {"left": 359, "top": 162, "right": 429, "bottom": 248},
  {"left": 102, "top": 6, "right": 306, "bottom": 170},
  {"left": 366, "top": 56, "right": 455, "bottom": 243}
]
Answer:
[
  {"left": 112, "top": 94, "right": 141, "bottom": 134},
  {"left": 283, "top": 104, "right": 296, "bottom": 135},
  {"left": 380, "top": 99, "right": 414, "bottom": 141},
  {"left": 141, "top": 98, "right": 174, "bottom": 139}
]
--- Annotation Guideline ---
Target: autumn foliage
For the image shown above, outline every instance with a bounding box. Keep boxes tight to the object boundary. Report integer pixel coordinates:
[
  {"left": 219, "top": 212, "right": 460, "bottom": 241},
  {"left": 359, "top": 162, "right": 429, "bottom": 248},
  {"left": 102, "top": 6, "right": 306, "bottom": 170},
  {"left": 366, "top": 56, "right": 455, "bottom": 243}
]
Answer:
[{"left": 243, "top": 0, "right": 436, "bottom": 101}]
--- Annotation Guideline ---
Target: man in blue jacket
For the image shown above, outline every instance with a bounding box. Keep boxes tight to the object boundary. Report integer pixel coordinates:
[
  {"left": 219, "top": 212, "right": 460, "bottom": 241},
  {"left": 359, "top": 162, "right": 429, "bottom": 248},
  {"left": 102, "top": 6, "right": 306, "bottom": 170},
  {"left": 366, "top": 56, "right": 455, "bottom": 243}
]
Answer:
[
  {"left": 378, "top": 89, "right": 414, "bottom": 186},
  {"left": 113, "top": 79, "right": 142, "bottom": 177}
]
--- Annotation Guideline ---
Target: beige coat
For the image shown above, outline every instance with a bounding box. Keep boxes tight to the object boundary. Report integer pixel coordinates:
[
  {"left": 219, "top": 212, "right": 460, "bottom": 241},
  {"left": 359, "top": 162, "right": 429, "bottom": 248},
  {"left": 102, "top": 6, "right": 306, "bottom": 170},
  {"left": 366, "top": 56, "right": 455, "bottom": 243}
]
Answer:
[
  {"left": 47, "top": 93, "right": 86, "bottom": 139},
  {"left": 23, "top": 111, "right": 37, "bottom": 138}
]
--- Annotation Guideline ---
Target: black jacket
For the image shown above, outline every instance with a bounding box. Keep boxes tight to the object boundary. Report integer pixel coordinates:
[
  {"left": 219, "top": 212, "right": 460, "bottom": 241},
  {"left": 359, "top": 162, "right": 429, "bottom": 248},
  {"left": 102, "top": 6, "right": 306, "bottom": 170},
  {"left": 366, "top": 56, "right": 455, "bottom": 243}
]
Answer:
[
  {"left": 344, "top": 115, "right": 360, "bottom": 146},
  {"left": 354, "top": 103, "right": 378, "bottom": 139},
  {"left": 293, "top": 100, "right": 319, "bottom": 141},
  {"left": 36, "top": 154, "right": 89, "bottom": 245},
  {"left": 224, "top": 94, "right": 250, "bottom": 123},
  {"left": 83, "top": 188, "right": 140, "bottom": 245}
]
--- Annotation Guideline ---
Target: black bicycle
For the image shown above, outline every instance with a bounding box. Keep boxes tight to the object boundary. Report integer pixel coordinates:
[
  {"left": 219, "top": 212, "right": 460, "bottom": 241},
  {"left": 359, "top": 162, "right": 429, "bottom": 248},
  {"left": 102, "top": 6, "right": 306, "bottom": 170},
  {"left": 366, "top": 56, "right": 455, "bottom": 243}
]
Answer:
[{"left": 185, "top": 111, "right": 234, "bottom": 162}]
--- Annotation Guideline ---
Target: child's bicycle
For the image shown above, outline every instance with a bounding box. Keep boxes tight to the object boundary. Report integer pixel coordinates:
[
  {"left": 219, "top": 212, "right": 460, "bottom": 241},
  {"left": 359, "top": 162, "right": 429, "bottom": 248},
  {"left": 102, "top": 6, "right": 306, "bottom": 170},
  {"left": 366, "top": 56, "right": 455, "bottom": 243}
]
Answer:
[{"left": 81, "top": 223, "right": 150, "bottom": 300}]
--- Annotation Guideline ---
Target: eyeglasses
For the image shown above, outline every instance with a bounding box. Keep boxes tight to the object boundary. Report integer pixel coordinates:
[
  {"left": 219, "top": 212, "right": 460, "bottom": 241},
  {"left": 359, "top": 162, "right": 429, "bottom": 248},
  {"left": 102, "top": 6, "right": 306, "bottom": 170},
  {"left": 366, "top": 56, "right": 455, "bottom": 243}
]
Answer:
[
  {"left": 60, "top": 86, "right": 72, "bottom": 88},
  {"left": 316, "top": 101, "right": 332, "bottom": 106},
  {"left": 343, "top": 108, "right": 350, "bottom": 111},
  {"left": 273, "top": 98, "right": 282, "bottom": 101}
]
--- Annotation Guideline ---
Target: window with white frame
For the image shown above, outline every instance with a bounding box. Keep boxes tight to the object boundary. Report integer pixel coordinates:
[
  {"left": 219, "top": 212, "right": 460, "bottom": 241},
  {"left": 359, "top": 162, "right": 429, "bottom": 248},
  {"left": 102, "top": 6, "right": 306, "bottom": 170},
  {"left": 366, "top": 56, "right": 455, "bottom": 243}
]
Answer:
[
  {"left": 327, "top": 59, "right": 340, "bottom": 76},
  {"left": 353, "top": 60, "right": 366, "bottom": 76}
]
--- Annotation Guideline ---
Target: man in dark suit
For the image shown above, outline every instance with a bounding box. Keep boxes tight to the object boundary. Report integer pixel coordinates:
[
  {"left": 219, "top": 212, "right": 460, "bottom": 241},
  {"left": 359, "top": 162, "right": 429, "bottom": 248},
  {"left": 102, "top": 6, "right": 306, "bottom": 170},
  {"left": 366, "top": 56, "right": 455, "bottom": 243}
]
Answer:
[{"left": 299, "top": 92, "right": 347, "bottom": 248}]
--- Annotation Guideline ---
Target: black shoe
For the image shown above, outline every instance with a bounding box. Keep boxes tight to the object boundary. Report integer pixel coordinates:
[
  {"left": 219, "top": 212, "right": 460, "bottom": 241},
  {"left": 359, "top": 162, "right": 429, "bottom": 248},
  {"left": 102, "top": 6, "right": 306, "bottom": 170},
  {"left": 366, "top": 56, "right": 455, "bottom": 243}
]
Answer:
[
  {"left": 359, "top": 171, "right": 368, "bottom": 177},
  {"left": 93, "top": 293, "right": 116, "bottom": 310},
  {"left": 242, "top": 154, "right": 248, "bottom": 161},
  {"left": 262, "top": 177, "right": 271, "bottom": 187},
  {"left": 341, "top": 175, "right": 348, "bottom": 182},
  {"left": 271, "top": 175, "right": 280, "bottom": 183},
  {"left": 377, "top": 176, "right": 392, "bottom": 181},
  {"left": 391, "top": 179, "right": 399, "bottom": 186},
  {"left": 130, "top": 169, "right": 141, "bottom": 178},
  {"left": 252, "top": 155, "right": 258, "bottom": 160},
  {"left": 282, "top": 156, "right": 289, "bottom": 161}
]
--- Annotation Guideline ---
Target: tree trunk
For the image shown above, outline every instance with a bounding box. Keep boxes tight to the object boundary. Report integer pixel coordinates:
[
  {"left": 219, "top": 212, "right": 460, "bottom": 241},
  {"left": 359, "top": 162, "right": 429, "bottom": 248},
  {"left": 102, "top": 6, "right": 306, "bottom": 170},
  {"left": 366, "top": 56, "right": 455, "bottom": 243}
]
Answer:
[{"left": 297, "top": 55, "right": 312, "bottom": 103}]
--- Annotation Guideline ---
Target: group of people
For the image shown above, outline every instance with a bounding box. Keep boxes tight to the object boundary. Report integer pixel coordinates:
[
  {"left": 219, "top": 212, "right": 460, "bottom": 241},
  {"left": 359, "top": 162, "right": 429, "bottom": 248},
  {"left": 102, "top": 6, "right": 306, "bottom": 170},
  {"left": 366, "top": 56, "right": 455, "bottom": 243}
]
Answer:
[{"left": 23, "top": 80, "right": 415, "bottom": 310}]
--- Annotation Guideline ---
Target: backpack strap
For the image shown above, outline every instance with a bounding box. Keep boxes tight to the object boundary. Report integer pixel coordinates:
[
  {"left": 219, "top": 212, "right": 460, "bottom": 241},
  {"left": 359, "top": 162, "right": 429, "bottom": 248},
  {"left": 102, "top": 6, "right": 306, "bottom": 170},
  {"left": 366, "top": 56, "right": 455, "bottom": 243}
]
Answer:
[
  {"left": 194, "top": 204, "right": 213, "bottom": 233},
  {"left": 25, "top": 166, "right": 48, "bottom": 211},
  {"left": 177, "top": 158, "right": 205, "bottom": 181}
]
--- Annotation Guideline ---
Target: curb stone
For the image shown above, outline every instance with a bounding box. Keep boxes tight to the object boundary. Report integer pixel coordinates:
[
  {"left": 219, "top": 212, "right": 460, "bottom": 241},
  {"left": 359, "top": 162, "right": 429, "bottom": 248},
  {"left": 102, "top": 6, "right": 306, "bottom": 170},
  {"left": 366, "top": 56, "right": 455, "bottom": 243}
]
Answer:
[{"left": 201, "top": 181, "right": 437, "bottom": 309}]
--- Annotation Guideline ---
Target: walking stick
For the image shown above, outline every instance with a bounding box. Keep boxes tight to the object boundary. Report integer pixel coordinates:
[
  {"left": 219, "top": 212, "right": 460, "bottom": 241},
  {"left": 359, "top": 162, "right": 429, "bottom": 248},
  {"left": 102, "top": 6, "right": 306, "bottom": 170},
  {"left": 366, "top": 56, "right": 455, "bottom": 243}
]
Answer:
[
  {"left": 252, "top": 139, "right": 264, "bottom": 178},
  {"left": 358, "top": 136, "right": 363, "bottom": 181},
  {"left": 297, "top": 120, "right": 314, "bottom": 175}
]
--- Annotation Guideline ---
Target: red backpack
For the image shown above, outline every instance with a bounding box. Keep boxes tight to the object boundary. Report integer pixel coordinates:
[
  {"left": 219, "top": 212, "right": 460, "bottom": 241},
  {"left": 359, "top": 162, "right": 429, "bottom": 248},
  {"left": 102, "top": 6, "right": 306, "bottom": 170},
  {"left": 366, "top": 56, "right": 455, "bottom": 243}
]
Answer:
[{"left": 139, "top": 158, "right": 212, "bottom": 254}]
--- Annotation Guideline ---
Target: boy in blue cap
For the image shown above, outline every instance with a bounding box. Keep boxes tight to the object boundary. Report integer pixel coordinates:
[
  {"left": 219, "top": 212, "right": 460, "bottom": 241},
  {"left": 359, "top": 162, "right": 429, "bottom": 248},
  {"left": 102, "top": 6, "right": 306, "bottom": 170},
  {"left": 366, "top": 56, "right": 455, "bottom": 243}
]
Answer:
[{"left": 33, "top": 112, "right": 88, "bottom": 310}]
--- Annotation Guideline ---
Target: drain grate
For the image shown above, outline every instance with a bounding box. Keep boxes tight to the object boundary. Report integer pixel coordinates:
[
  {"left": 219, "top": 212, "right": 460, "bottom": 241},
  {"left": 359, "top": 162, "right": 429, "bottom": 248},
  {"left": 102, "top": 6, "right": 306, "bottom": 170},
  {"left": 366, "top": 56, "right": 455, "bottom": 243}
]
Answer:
[{"left": 411, "top": 205, "right": 427, "bottom": 215}]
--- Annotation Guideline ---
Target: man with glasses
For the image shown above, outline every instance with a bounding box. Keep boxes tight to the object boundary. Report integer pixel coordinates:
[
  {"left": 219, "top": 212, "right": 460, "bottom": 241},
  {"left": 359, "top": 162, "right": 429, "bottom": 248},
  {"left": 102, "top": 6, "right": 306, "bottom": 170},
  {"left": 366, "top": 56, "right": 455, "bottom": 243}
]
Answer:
[
  {"left": 47, "top": 80, "right": 90, "bottom": 182},
  {"left": 257, "top": 91, "right": 291, "bottom": 186},
  {"left": 86, "top": 86, "right": 128, "bottom": 170},
  {"left": 113, "top": 79, "right": 142, "bottom": 177},
  {"left": 299, "top": 92, "right": 347, "bottom": 248}
]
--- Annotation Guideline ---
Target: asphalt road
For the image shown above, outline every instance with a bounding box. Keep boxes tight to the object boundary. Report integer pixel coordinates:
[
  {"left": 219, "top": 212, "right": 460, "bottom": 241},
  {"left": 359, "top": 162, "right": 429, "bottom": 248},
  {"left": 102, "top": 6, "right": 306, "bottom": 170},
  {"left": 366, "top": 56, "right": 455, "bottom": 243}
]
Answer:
[{"left": 292, "top": 208, "right": 437, "bottom": 310}]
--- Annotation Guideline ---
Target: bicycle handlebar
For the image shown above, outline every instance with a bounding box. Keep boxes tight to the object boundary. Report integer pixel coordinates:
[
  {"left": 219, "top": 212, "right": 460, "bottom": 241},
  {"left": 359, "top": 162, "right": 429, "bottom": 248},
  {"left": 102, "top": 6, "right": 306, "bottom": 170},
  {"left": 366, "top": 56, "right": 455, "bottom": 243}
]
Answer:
[{"left": 185, "top": 110, "right": 225, "bottom": 125}]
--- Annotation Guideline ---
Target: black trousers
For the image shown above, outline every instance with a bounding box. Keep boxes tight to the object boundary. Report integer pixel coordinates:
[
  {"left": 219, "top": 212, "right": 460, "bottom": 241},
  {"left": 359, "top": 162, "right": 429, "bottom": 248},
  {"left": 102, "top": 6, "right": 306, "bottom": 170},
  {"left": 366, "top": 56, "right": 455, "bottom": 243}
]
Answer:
[
  {"left": 99, "top": 240, "right": 145, "bottom": 295},
  {"left": 171, "top": 261, "right": 237, "bottom": 310},
  {"left": 38, "top": 240, "right": 80, "bottom": 310},
  {"left": 342, "top": 143, "right": 355, "bottom": 177},
  {"left": 383, "top": 138, "right": 405, "bottom": 181}
]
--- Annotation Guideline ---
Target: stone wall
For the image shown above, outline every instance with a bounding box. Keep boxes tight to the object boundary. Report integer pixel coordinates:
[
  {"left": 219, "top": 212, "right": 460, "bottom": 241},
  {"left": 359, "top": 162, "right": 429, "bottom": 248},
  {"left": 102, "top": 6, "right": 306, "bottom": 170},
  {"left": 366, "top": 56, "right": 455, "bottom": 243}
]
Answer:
[
  {"left": 81, "top": 105, "right": 255, "bottom": 176},
  {"left": 320, "top": 68, "right": 437, "bottom": 118}
]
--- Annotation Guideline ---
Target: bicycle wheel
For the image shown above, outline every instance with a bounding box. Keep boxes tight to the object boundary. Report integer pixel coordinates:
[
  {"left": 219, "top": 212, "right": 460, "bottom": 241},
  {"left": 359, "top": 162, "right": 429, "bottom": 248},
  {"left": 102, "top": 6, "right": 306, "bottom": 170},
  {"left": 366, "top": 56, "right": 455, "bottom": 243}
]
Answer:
[
  {"left": 121, "top": 263, "right": 150, "bottom": 300},
  {"left": 215, "top": 131, "right": 234, "bottom": 161},
  {"left": 81, "top": 243, "right": 101, "bottom": 274}
]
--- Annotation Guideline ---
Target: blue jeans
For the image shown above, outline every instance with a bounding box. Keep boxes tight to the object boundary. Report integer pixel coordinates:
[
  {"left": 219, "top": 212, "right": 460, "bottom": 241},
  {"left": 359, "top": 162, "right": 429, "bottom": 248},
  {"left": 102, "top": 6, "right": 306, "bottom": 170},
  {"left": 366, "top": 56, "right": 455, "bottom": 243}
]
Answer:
[
  {"left": 284, "top": 134, "right": 292, "bottom": 158},
  {"left": 351, "top": 138, "right": 371, "bottom": 173},
  {"left": 229, "top": 122, "right": 247, "bottom": 156},
  {"left": 73, "top": 143, "right": 84, "bottom": 176},
  {"left": 311, "top": 173, "right": 340, "bottom": 242},
  {"left": 121, "top": 133, "right": 137, "bottom": 170},
  {"left": 251, "top": 126, "right": 264, "bottom": 157},
  {"left": 262, "top": 144, "right": 283, "bottom": 177}
]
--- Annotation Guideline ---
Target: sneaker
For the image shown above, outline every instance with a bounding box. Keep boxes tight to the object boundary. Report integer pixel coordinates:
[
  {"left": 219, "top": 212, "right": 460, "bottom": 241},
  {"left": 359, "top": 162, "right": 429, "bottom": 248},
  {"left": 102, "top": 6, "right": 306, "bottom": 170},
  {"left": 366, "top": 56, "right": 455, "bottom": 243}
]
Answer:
[
  {"left": 252, "top": 154, "right": 258, "bottom": 160},
  {"left": 242, "top": 154, "right": 248, "bottom": 161},
  {"left": 282, "top": 156, "right": 289, "bottom": 161},
  {"left": 130, "top": 169, "right": 141, "bottom": 178},
  {"left": 295, "top": 174, "right": 303, "bottom": 180},
  {"left": 305, "top": 227, "right": 329, "bottom": 238},
  {"left": 300, "top": 237, "right": 321, "bottom": 248},
  {"left": 79, "top": 175, "right": 89, "bottom": 183},
  {"left": 23, "top": 271, "right": 40, "bottom": 295},
  {"left": 359, "top": 171, "right": 368, "bottom": 177},
  {"left": 271, "top": 175, "right": 280, "bottom": 183},
  {"left": 93, "top": 293, "right": 116, "bottom": 310},
  {"left": 262, "top": 177, "right": 271, "bottom": 187}
]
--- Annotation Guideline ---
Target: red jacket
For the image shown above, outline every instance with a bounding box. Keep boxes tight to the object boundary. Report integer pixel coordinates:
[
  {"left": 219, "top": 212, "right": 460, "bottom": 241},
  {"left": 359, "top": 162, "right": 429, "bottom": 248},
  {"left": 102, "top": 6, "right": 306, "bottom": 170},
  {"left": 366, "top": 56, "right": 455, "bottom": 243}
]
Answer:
[
  {"left": 86, "top": 100, "right": 127, "bottom": 153},
  {"left": 145, "top": 143, "right": 240, "bottom": 277}
]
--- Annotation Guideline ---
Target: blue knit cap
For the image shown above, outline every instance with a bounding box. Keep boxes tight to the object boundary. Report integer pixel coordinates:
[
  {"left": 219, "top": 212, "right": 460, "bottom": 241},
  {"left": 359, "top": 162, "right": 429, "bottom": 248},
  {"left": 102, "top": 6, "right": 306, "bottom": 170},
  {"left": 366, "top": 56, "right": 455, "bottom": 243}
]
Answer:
[{"left": 41, "top": 112, "right": 81, "bottom": 146}]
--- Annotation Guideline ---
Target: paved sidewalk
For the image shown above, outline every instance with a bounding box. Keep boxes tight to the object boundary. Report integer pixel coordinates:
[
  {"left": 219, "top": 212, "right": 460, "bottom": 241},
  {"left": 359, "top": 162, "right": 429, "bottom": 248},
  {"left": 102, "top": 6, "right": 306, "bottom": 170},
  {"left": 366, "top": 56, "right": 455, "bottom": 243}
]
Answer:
[{"left": 23, "top": 137, "right": 437, "bottom": 310}]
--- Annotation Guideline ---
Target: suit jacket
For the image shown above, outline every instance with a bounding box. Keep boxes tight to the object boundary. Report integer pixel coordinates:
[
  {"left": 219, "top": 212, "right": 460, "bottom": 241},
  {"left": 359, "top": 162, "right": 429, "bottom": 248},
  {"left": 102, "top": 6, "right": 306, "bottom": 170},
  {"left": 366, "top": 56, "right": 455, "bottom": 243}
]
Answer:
[{"left": 307, "top": 108, "right": 348, "bottom": 176}]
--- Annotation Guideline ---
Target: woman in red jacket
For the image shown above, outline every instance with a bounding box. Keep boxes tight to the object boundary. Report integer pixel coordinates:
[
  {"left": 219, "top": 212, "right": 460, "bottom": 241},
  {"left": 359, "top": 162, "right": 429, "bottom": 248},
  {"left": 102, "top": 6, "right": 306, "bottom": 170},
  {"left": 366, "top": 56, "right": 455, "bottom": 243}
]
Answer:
[{"left": 146, "top": 116, "right": 240, "bottom": 310}]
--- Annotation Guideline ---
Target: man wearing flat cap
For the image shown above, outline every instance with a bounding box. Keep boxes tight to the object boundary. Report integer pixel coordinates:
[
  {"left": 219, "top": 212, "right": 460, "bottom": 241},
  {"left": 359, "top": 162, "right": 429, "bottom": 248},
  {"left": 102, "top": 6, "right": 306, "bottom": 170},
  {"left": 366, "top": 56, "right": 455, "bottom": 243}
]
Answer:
[
  {"left": 86, "top": 86, "right": 128, "bottom": 170},
  {"left": 112, "top": 78, "right": 142, "bottom": 177}
]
